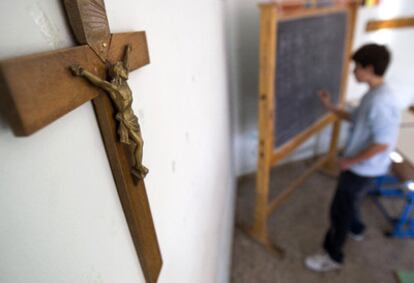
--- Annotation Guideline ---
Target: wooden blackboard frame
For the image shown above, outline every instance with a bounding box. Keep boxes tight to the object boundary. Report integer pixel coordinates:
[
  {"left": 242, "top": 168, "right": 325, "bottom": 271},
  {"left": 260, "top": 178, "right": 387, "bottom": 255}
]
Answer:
[{"left": 246, "top": 2, "right": 358, "bottom": 254}]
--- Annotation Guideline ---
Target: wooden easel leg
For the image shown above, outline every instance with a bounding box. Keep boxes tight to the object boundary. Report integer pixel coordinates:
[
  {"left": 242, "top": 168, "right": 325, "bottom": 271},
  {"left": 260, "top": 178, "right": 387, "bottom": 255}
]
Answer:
[
  {"left": 242, "top": 4, "right": 284, "bottom": 258},
  {"left": 239, "top": 149, "right": 284, "bottom": 257},
  {"left": 239, "top": 220, "right": 284, "bottom": 257},
  {"left": 240, "top": 224, "right": 285, "bottom": 257}
]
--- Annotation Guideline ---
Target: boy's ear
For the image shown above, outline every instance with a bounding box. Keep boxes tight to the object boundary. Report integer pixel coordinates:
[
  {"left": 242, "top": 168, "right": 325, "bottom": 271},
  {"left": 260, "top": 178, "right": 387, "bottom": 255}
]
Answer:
[{"left": 366, "top": 64, "right": 375, "bottom": 75}]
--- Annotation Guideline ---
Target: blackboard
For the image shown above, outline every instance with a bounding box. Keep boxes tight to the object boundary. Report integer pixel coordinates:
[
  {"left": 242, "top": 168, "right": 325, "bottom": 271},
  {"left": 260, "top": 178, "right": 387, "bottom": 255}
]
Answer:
[{"left": 274, "top": 12, "right": 347, "bottom": 148}]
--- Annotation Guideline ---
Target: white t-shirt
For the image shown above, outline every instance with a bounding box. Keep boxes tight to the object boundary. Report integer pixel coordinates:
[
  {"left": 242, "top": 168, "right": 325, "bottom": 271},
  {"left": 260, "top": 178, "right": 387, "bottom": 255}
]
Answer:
[{"left": 344, "top": 83, "right": 401, "bottom": 177}]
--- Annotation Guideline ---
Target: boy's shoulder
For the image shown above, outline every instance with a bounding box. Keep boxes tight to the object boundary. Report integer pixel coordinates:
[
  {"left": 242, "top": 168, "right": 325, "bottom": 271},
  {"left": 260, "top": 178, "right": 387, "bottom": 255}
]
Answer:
[
  {"left": 370, "top": 84, "right": 395, "bottom": 104},
  {"left": 369, "top": 85, "right": 400, "bottom": 119}
]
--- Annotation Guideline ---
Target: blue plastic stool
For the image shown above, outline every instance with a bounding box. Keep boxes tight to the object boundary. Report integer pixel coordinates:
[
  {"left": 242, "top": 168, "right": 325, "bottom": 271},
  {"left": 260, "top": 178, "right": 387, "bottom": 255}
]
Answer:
[{"left": 368, "top": 175, "right": 414, "bottom": 238}]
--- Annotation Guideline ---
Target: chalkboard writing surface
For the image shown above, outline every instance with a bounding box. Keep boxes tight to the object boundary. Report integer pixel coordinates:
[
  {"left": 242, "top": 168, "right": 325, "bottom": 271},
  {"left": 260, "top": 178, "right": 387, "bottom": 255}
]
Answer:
[{"left": 274, "top": 12, "right": 347, "bottom": 148}]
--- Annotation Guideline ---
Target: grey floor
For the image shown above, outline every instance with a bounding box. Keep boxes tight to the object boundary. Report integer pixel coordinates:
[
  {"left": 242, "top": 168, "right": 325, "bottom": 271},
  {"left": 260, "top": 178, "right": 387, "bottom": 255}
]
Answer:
[{"left": 231, "top": 159, "right": 414, "bottom": 283}]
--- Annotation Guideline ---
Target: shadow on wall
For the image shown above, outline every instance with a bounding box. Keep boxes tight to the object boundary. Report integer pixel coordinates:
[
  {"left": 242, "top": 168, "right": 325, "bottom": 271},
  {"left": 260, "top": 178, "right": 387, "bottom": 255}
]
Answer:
[
  {"left": 236, "top": 6, "right": 260, "bottom": 134},
  {"left": 227, "top": 2, "right": 261, "bottom": 176},
  {"left": 0, "top": 109, "right": 9, "bottom": 131}
]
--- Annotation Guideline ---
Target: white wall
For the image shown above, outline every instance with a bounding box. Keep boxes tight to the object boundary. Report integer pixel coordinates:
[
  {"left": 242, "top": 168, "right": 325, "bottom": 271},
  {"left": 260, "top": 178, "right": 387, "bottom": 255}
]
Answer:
[
  {"left": 228, "top": 0, "right": 414, "bottom": 176},
  {"left": 0, "top": 1, "right": 235, "bottom": 283}
]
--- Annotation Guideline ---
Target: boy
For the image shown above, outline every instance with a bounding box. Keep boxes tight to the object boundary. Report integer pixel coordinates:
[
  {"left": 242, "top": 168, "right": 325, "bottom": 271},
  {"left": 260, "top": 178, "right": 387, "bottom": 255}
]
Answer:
[{"left": 305, "top": 43, "right": 401, "bottom": 272}]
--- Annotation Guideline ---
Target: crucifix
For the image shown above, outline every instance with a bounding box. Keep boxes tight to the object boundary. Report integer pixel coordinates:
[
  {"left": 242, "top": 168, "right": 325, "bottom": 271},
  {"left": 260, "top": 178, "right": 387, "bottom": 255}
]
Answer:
[{"left": 0, "top": 0, "right": 162, "bottom": 282}]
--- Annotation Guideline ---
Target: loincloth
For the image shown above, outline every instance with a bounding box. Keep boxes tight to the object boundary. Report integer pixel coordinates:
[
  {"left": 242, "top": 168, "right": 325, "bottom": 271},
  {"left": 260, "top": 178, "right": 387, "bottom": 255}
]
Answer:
[{"left": 115, "top": 112, "right": 141, "bottom": 145}]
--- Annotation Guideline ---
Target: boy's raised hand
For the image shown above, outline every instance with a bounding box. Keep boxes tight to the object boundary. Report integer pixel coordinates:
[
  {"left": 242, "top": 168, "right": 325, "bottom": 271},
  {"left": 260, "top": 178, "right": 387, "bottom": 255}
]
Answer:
[{"left": 318, "top": 90, "right": 332, "bottom": 110}]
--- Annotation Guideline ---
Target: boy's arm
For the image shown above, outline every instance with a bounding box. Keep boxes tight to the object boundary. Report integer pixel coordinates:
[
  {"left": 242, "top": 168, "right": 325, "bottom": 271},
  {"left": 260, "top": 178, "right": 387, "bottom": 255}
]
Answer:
[
  {"left": 340, "top": 103, "right": 397, "bottom": 170},
  {"left": 339, "top": 143, "right": 388, "bottom": 170},
  {"left": 327, "top": 106, "right": 352, "bottom": 122},
  {"left": 318, "top": 90, "right": 352, "bottom": 122},
  {"left": 70, "top": 64, "right": 114, "bottom": 93}
]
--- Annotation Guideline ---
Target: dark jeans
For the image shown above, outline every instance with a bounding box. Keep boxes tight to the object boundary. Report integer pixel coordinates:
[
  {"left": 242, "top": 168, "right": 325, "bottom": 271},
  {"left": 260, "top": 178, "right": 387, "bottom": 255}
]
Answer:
[{"left": 323, "top": 170, "right": 374, "bottom": 263}]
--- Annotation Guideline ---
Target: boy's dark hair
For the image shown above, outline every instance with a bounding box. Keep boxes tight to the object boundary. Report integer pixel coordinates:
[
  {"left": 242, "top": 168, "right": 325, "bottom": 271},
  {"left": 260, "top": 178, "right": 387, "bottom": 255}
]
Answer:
[{"left": 352, "top": 43, "right": 391, "bottom": 76}]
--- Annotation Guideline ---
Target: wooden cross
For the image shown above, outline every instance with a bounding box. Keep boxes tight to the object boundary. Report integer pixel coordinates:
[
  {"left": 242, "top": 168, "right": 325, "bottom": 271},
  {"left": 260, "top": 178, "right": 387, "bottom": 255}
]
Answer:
[{"left": 0, "top": 0, "right": 162, "bottom": 282}]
